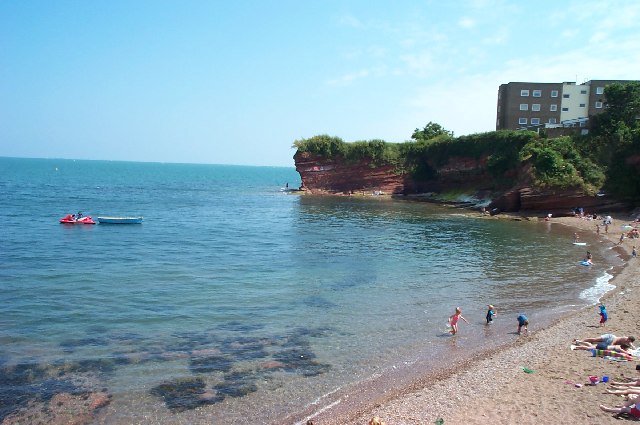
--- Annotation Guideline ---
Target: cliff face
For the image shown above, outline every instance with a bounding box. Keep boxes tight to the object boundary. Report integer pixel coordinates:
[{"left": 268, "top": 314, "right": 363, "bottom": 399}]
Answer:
[
  {"left": 294, "top": 151, "right": 496, "bottom": 195},
  {"left": 294, "top": 152, "right": 407, "bottom": 195},
  {"left": 293, "top": 151, "right": 631, "bottom": 213}
]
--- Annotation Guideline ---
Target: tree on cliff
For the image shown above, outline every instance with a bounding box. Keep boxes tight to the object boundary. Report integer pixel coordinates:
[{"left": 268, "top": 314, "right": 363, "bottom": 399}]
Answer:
[
  {"left": 587, "top": 81, "right": 640, "bottom": 197},
  {"left": 411, "top": 122, "right": 454, "bottom": 142}
]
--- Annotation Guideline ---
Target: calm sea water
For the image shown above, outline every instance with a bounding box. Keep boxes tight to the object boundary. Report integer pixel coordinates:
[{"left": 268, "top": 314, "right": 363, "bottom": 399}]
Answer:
[{"left": 0, "top": 157, "right": 619, "bottom": 424}]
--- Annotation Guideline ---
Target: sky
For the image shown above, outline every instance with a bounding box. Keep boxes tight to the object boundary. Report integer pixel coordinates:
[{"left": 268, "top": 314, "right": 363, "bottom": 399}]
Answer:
[{"left": 1, "top": 1, "right": 640, "bottom": 167}]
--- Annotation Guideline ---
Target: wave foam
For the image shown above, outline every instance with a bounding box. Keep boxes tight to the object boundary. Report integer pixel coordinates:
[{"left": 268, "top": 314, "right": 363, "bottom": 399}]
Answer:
[{"left": 579, "top": 269, "right": 614, "bottom": 304}]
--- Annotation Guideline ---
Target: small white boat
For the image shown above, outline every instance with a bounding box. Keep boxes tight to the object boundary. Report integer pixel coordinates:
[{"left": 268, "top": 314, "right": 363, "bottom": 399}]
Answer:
[{"left": 97, "top": 216, "right": 143, "bottom": 224}]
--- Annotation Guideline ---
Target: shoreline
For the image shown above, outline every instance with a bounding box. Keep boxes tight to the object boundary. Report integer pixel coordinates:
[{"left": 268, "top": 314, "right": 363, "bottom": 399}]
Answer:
[{"left": 307, "top": 212, "right": 639, "bottom": 424}]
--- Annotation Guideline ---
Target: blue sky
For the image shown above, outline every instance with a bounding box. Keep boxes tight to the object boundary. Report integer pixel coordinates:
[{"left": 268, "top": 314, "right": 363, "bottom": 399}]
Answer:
[{"left": 1, "top": 1, "right": 639, "bottom": 166}]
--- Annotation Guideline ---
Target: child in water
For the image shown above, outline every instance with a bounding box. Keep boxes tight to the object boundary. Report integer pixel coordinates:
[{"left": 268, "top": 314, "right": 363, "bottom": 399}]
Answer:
[
  {"left": 517, "top": 314, "right": 529, "bottom": 335},
  {"left": 486, "top": 304, "right": 497, "bottom": 324},
  {"left": 449, "top": 307, "right": 469, "bottom": 335},
  {"left": 599, "top": 304, "right": 608, "bottom": 327}
]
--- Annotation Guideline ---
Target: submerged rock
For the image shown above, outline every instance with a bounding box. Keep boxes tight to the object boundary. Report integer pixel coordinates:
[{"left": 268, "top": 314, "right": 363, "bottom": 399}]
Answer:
[{"left": 150, "top": 377, "right": 220, "bottom": 411}]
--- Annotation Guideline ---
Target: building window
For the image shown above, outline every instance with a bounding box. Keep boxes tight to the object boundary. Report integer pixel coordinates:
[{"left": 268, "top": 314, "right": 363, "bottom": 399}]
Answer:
[
  {"left": 579, "top": 103, "right": 586, "bottom": 107},
  {"left": 563, "top": 94, "right": 570, "bottom": 98},
  {"left": 519, "top": 118, "right": 527, "bottom": 125},
  {"left": 531, "top": 118, "right": 540, "bottom": 125},
  {"left": 580, "top": 89, "right": 587, "bottom": 94},
  {"left": 548, "top": 118, "right": 557, "bottom": 124},
  {"left": 532, "top": 104, "right": 541, "bottom": 111},
  {"left": 596, "top": 87, "right": 604, "bottom": 94},
  {"left": 520, "top": 90, "right": 529, "bottom": 96},
  {"left": 595, "top": 101, "right": 603, "bottom": 108},
  {"left": 550, "top": 104, "right": 558, "bottom": 111},
  {"left": 532, "top": 90, "right": 541, "bottom": 97},
  {"left": 551, "top": 90, "right": 559, "bottom": 97},
  {"left": 562, "top": 107, "right": 569, "bottom": 111},
  {"left": 520, "top": 104, "right": 528, "bottom": 111}
]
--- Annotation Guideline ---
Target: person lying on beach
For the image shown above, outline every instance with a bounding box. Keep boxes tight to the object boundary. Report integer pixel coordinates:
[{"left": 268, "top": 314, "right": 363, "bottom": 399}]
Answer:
[
  {"left": 600, "top": 394, "right": 640, "bottom": 419},
  {"left": 610, "top": 364, "right": 640, "bottom": 387},
  {"left": 576, "top": 334, "right": 636, "bottom": 350},
  {"left": 607, "top": 387, "right": 640, "bottom": 395},
  {"left": 572, "top": 341, "right": 631, "bottom": 354},
  {"left": 368, "top": 416, "right": 387, "bottom": 425},
  {"left": 449, "top": 307, "right": 469, "bottom": 335}
]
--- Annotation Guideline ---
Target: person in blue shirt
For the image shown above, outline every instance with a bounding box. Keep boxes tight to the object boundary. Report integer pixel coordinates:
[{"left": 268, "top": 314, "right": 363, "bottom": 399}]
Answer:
[
  {"left": 517, "top": 314, "right": 528, "bottom": 335},
  {"left": 599, "top": 304, "right": 608, "bottom": 327},
  {"left": 486, "top": 305, "right": 497, "bottom": 324}
]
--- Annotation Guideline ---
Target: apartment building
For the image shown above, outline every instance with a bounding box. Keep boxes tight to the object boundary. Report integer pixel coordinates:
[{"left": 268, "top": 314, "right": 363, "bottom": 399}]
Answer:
[{"left": 495, "top": 80, "right": 633, "bottom": 132}]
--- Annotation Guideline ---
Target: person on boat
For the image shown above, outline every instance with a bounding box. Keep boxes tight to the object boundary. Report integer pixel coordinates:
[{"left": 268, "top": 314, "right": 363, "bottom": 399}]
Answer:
[{"left": 77, "top": 211, "right": 84, "bottom": 219}]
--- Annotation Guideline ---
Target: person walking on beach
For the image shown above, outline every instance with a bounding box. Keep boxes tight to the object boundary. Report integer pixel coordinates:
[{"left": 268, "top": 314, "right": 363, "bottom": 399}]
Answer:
[
  {"left": 619, "top": 233, "right": 625, "bottom": 245},
  {"left": 596, "top": 224, "right": 600, "bottom": 235},
  {"left": 486, "top": 305, "right": 497, "bottom": 324},
  {"left": 599, "top": 304, "right": 608, "bottom": 327},
  {"left": 517, "top": 314, "right": 528, "bottom": 335},
  {"left": 633, "top": 246, "right": 637, "bottom": 258},
  {"left": 449, "top": 307, "right": 469, "bottom": 335}
]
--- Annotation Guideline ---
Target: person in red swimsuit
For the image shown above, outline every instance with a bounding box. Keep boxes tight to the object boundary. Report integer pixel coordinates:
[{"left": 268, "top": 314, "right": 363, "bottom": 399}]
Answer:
[
  {"left": 448, "top": 307, "right": 469, "bottom": 335},
  {"left": 600, "top": 396, "right": 640, "bottom": 418}
]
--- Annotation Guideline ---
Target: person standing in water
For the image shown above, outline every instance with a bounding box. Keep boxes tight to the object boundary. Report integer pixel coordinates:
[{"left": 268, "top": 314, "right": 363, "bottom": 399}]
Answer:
[
  {"left": 486, "top": 305, "right": 497, "bottom": 324},
  {"left": 449, "top": 307, "right": 469, "bottom": 335}
]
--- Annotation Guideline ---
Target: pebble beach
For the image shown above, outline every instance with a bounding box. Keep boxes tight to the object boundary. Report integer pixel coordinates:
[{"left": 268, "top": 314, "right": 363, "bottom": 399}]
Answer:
[{"left": 311, "top": 213, "right": 640, "bottom": 425}]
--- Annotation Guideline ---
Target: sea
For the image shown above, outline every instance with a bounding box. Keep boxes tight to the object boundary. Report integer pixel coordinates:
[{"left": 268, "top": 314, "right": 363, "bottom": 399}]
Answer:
[{"left": 0, "top": 157, "right": 622, "bottom": 424}]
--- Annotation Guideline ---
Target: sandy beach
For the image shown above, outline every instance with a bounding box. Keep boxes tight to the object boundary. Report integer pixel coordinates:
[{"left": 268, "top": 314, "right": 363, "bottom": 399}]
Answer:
[{"left": 309, "top": 212, "right": 640, "bottom": 425}]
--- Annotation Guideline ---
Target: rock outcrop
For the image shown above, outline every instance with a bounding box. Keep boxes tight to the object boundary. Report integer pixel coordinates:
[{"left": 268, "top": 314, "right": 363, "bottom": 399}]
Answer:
[{"left": 293, "top": 151, "right": 632, "bottom": 213}]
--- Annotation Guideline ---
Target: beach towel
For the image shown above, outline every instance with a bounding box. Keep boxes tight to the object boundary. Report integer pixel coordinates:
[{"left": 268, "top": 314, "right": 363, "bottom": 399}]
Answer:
[{"left": 591, "top": 348, "right": 633, "bottom": 361}]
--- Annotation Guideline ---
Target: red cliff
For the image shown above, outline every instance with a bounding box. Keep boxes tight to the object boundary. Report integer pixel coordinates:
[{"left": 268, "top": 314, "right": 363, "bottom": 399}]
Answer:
[{"left": 293, "top": 151, "right": 630, "bottom": 213}]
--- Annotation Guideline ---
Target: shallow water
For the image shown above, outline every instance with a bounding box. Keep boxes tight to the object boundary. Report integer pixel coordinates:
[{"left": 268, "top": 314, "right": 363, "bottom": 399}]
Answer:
[{"left": 0, "top": 157, "right": 619, "bottom": 423}]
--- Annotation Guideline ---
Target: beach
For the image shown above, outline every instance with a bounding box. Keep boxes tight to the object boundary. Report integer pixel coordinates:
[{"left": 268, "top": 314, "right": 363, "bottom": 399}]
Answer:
[{"left": 310, "top": 213, "right": 640, "bottom": 425}]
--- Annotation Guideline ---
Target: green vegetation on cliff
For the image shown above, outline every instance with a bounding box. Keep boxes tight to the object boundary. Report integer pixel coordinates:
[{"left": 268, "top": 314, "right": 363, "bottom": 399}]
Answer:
[{"left": 293, "top": 82, "right": 640, "bottom": 199}]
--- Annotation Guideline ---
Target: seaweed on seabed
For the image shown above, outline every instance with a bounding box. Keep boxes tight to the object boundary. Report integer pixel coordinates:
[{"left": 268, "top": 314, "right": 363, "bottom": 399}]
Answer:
[
  {"left": 189, "top": 354, "right": 234, "bottom": 374},
  {"left": 220, "top": 336, "right": 269, "bottom": 361},
  {"left": 213, "top": 370, "right": 258, "bottom": 398},
  {"left": 0, "top": 363, "right": 86, "bottom": 421},
  {"left": 59, "top": 336, "right": 110, "bottom": 353},
  {"left": 216, "top": 321, "right": 265, "bottom": 333},
  {"left": 272, "top": 348, "right": 331, "bottom": 377},
  {"left": 167, "top": 330, "right": 222, "bottom": 352},
  {"left": 150, "top": 377, "right": 223, "bottom": 412}
]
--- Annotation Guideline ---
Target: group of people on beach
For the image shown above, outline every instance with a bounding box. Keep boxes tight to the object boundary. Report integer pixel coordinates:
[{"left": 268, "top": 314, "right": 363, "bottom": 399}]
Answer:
[
  {"left": 575, "top": 335, "right": 640, "bottom": 418},
  {"left": 600, "top": 364, "right": 640, "bottom": 418},
  {"left": 447, "top": 306, "right": 528, "bottom": 336}
]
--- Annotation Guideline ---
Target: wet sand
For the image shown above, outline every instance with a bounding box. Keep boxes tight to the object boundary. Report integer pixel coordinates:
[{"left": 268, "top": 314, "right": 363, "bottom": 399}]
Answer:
[{"left": 309, "top": 213, "right": 640, "bottom": 425}]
